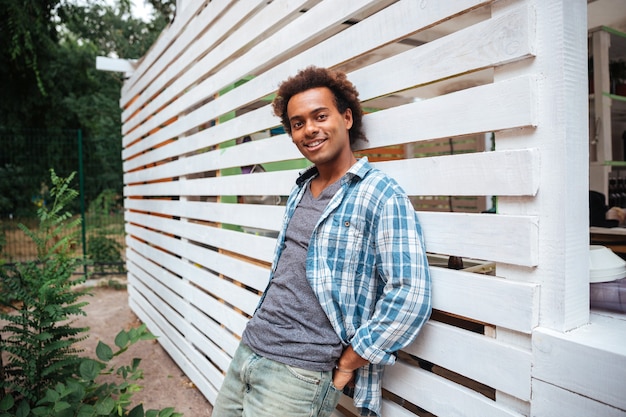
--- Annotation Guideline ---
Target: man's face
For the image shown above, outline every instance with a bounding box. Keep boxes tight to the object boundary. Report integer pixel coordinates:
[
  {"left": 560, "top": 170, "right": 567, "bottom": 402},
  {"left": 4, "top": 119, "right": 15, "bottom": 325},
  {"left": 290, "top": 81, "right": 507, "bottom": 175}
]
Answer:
[{"left": 287, "top": 87, "right": 353, "bottom": 168}]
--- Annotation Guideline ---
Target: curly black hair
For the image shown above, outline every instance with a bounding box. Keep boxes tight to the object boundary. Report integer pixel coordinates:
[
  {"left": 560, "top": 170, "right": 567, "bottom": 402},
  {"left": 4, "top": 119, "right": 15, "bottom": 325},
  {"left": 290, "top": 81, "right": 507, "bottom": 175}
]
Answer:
[{"left": 272, "top": 66, "right": 366, "bottom": 146}]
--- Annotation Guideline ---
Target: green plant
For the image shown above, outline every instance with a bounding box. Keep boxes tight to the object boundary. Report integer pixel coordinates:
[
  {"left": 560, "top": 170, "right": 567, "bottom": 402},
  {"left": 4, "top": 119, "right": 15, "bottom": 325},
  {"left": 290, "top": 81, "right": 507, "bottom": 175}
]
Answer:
[
  {"left": 0, "top": 170, "right": 89, "bottom": 405},
  {"left": 0, "top": 325, "right": 182, "bottom": 417},
  {"left": 0, "top": 170, "right": 181, "bottom": 416},
  {"left": 87, "top": 234, "right": 124, "bottom": 274}
]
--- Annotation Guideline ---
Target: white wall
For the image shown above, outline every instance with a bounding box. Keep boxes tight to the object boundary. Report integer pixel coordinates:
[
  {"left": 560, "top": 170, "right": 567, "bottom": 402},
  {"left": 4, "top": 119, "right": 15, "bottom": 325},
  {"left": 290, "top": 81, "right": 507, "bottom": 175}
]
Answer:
[{"left": 119, "top": 1, "right": 625, "bottom": 416}]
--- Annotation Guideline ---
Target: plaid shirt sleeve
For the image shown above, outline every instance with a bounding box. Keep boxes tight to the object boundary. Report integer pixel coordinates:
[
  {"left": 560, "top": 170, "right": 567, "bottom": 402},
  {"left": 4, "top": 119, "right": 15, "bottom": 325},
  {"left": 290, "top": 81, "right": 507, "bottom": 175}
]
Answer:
[{"left": 350, "top": 191, "right": 431, "bottom": 364}]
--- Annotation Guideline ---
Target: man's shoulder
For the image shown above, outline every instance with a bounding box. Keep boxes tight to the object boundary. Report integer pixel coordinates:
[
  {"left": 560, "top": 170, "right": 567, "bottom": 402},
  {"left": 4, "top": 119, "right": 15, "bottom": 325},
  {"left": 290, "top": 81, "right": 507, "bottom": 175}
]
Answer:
[{"left": 360, "top": 166, "right": 402, "bottom": 192}]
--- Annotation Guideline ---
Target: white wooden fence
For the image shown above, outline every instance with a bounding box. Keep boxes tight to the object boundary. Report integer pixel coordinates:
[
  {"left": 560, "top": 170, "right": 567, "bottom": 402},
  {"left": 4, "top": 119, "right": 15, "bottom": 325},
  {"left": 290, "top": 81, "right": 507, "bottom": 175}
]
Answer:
[{"left": 119, "top": 1, "right": 626, "bottom": 416}]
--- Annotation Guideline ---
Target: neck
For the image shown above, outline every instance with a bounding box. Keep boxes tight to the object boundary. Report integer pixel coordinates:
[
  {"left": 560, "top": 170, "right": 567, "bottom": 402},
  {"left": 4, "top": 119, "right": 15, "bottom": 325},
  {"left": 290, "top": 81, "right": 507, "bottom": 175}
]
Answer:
[{"left": 311, "top": 154, "right": 357, "bottom": 196}]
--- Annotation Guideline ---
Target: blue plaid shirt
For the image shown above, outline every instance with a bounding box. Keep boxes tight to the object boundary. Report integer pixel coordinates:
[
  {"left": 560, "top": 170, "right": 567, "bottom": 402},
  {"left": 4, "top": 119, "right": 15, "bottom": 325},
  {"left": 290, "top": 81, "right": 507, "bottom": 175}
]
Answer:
[{"left": 264, "top": 158, "right": 431, "bottom": 416}]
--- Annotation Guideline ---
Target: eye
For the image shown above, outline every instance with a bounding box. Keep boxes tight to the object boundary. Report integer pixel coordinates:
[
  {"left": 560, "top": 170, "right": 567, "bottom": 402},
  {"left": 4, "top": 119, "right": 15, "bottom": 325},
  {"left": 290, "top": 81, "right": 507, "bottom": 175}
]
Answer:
[
  {"left": 316, "top": 113, "right": 328, "bottom": 121},
  {"left": 291, "top": 120, "right": 303, "bottom": 130}
]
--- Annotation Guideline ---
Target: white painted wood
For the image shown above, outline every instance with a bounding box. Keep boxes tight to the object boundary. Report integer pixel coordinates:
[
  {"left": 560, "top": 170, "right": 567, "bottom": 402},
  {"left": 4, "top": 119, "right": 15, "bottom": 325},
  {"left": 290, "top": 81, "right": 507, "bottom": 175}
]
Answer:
[
  {"left": 404, "top": 321, "right": 531, "bottom": 400},
  {"left": 127, "top": 282, "right": 221, "bottom": 403},
  {"left": 349, "top": 3, "right": 535, "bottom": 102},
  {"left": 124, "top": 199, "right": 537, "bottom": 267},
  {"left": 363, "top": 75, "right": 537, "bottom": 151},
  {"left": 125, "top": 241, "right": 258, "bottom": 338},
  {"left": 95, "top": 56, "right": 136, "bottom": 74},
  {"left": 126, "top": 211, "right": 276, "bottom": 263},
  {"left": 127, "top": 225, "right": 269, "bottom": 293},
  {"left": 431, "top": 268, "right": 540, "bottom": 333},
  {"left": 122, "top": 75, "right": 536, "bottom": 174},
  {"left": 123, "top": 124, "right": 300, "bottom": 175},
  {"left": 125, "top": 198, "right": 285, "bottom": 232},
  {"left": 531, "top": 379, "right": 626, "bottom": 417},
  {"left": 493, "top": 0, "right": 589, "bottom": 331},
  {"left": 123, "top": 169, "right": 300, "bottom": 198},
  {"left": 124, "top": 199, "right": 538, "bottom": 268},
  {"left": 533, "top": 314, "right": 626, "bottom": 411},
  {"left": 126, "top": 247, "right": 244, "bottom": 354},
  {"left": 129, "top": 263, "right": 233, "bottom": 376},
  {"left": 120, "top": 0, "right": 214, "bottom": 99},
  {"left": 116, "top": 1, "right": 610, "bottom": 416},
  {"left": 376, "top": 148, "right": 540, "bottom": 197},
  {"left": 122, "top": 0, "right": 303, "bottom": 133},
  {"left": 384, "top": 362, "right": 525, "bottom": 417},
  {"left": 124, "top": 146, "right": 539, "bottom": 198},
  {"left": 125, "top": 226, "right": 266, "bottom": 313},
  {"left": 121, "top": 0, "right": 494, "bottom": 156},
  {"left": 121, "top": 0, "right": 387, "bottom": 148},
  {"left": 419, "top": 212, "right": 539, "bottom": 266}
]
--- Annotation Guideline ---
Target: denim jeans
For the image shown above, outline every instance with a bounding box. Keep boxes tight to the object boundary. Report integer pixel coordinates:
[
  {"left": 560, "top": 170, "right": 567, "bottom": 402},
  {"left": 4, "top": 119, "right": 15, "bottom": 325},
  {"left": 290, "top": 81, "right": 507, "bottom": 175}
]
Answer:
[{"left": 212, "top": 343, "right": 342, "bottom": 417}]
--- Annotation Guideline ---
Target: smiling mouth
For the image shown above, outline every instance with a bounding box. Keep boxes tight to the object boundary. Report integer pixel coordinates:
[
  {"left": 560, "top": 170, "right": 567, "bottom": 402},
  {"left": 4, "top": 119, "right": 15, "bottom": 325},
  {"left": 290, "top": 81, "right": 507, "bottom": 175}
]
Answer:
[{"left": 305, "top": 139, "right": 326, "bottom": 148}]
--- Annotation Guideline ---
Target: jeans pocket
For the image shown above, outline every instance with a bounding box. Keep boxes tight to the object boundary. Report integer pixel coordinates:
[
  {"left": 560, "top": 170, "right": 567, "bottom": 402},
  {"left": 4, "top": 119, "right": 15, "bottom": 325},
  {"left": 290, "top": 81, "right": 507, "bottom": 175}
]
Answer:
[{"left": 285, "top": 365, "right": 323, "bottom": 385}]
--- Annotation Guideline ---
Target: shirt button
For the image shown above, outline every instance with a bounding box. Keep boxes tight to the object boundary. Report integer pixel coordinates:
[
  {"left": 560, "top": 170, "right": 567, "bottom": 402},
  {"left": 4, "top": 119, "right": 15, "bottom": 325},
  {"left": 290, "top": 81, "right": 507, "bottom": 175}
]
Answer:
[{"left": 344, "top": 221, "right": 350, "bottom": 227}]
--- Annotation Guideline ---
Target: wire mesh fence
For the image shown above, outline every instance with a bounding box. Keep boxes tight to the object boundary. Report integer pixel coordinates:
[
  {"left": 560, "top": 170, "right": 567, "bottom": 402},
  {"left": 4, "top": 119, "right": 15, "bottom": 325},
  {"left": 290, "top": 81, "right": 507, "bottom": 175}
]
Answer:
[{"left": 0, "top": 128, "right": 125, "bottom": 276}]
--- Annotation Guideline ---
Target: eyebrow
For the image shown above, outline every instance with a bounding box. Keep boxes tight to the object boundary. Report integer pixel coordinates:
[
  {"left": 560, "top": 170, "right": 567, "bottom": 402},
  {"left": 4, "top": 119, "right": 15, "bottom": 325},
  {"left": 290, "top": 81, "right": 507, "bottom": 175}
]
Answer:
[{"left": 288, "top": 106, "right": 330, "bottom": 123}]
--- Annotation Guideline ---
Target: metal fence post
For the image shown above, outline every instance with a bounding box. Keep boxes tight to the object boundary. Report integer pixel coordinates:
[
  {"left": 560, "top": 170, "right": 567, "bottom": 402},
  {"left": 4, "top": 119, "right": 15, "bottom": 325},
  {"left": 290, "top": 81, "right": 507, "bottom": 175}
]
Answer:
[{"left": 77, "top": 129, "right": 87, "bottom": 276}]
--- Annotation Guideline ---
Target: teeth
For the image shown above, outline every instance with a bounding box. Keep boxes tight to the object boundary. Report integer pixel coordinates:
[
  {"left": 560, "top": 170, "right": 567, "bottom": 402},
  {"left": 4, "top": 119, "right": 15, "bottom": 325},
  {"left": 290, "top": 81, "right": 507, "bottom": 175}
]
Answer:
[{"left": 306, "top": 139, "right": 324, "bottom": 147}]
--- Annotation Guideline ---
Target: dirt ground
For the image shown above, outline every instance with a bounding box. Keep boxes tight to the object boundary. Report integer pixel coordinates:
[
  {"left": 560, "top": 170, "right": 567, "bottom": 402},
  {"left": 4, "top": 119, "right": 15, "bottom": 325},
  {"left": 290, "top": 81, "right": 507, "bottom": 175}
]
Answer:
[{"left": 74, "top": 283, "right": 214, "bottom": 416}]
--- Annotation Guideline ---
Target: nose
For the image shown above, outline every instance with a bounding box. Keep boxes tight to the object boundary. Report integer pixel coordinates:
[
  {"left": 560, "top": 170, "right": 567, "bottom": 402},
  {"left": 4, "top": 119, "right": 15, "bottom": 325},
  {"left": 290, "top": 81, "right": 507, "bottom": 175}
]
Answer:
[{"left": 305, "top": 120, "right": 318, "bottom": 136}]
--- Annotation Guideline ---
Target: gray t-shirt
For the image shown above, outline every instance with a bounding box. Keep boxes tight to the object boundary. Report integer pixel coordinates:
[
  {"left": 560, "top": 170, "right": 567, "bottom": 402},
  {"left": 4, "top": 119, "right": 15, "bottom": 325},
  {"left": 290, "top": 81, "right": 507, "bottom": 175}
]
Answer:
[{"left": 242, "top": 181, "right": 343, "bottom": 371}]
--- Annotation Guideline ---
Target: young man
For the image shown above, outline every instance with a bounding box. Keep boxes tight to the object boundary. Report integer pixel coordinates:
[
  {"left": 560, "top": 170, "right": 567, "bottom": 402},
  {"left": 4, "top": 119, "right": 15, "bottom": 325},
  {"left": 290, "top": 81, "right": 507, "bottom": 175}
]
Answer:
[{"left": 212, "top": 67, "right": 431, "bottom": 417}]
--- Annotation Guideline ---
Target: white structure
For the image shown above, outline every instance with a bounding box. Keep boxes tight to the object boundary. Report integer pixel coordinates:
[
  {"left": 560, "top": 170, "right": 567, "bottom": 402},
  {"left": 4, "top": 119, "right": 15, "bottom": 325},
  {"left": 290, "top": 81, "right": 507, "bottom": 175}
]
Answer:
[{"left": 119, "top": 1, "right": 625, "bottom": 416}]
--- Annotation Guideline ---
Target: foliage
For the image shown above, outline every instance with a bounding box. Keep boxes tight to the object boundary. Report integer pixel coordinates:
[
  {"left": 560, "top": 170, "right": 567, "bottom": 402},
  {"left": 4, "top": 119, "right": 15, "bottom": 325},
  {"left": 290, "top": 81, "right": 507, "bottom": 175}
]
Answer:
[
  {"left": 0, "top": 0, "right": 60, "bottom": 96},
  {"left": 88, "top": 190, "right": 122, "bottom": 220},
  {"left": 0, "top": 0, "right": 171, "bottom": 217},
  {"left": 86, "top": 189, "right": 124, "bottom": 274},
  {"left": 87, "top": 234, "right": 125, "bottom": 274},
  {"left": 0, "top": 170, "right": 89, "bottom": 405},
  {"left": 0, "top": 325, "right": 182, "bottom": 417},
  {"left": 0, "top": 171, "right": 181, "bottom": 416}
]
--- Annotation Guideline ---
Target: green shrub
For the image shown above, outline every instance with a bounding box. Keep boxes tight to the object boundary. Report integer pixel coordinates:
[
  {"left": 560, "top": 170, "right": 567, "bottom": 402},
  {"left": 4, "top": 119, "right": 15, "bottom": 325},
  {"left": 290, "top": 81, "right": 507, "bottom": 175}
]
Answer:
[
  {"left": 87, "top": 235, "right": 124, "bottom": 274},
  {"left": 0, "top": 170, "right": 181, "bottom": 417}
]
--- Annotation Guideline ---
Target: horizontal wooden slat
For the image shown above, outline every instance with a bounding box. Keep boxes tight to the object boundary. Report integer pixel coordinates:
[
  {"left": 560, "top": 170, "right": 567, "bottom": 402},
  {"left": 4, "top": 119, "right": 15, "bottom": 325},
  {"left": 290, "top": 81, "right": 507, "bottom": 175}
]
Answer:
[
  {"left": 126, "top": 247, "right": 245, "bottom": 353},
  {"left": 122, "top": 0, "right": 306, "bottom": 133},
  {"left": 127, "top": 282, "right": 220, "bottom": 404},
  {"left": 378, "top": 148, "right": 540, "bottom": 197},
  {"left": 351, "top": 3, "right": 534, "bottom": 102},
  {"left": 122, "top": 75, "right": 535, "bottom": 179},
  {"left": 125, "top": 199, "right": 537, "bottom": 267},
  {"left": 363, "top": 75, "right": 537, "bottom": 150},
  {"left": 403, "top": 321, "right": 531, "bottom": 400},
  {"left": 384, "top": 361, "right": 524, "bottom": 417},
  {"left": 122, "top": 0, "right": 493, "bottom": 159},
  {"left": 124, "top": 169, "right": 299, "bottom": 198},
  {"left": 122, "top": 0, "right": 388, "bottom": 149},
  {"left": 431, "top": 267, "right": 539, "bottom": 333},
  {"left": 336, "top": 395, "right": 418, "bottom": 417},
  {"left": 126, "top": 211, "right": 276, "bottom": 263},
  {"left": 128, "top": 261, "right": 233, "bottom": 374},
  {"left": 533, "top": 314, "right": 626, "bottom": 411},
  {"left": 531, "top": 379, "right": 626, "bottom": 417},
  {"left": 120, "top": 0, "right": 216, "bottom": 100},
  {"left": 122, "top": 105, "right": 293, "bottom": 172},
  {"left": 126, "top": 243, "right": 260, "bottom": 334},
  {"left": 125, "top": 198, "right": 285, "bottom": 232},
  {"left": 126, "top": 223, "right": 269, "bottom": 296},
  {"left": 419, "top": 211, "right": 539, "bottom": 267}
]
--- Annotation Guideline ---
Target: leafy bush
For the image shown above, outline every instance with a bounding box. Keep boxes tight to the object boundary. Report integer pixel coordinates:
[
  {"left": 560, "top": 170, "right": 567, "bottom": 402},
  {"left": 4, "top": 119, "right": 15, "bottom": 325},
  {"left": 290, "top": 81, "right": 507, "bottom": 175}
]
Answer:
[
  {"left": 87, "top": 235, "right": 124, "bottom": 274},
  {"left": 0, "top": 170, "right": 88, "bottom": 405},
  {"left": 0, "top": 170, "right": 181, "bottom": 417}
]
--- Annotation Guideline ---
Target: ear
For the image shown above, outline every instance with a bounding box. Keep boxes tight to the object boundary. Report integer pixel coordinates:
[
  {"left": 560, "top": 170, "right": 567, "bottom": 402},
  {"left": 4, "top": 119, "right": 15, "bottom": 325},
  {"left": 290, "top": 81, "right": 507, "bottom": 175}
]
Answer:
[{"left": 343, "top": 108, "right": 353, "bottom": 130}]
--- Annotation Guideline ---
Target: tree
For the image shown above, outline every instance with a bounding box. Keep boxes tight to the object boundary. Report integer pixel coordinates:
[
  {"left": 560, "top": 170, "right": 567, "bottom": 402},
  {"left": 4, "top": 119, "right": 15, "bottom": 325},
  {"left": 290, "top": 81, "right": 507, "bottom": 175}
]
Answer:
[{"left": 0, "top": 0, "right": 170, "bottom": 217}]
